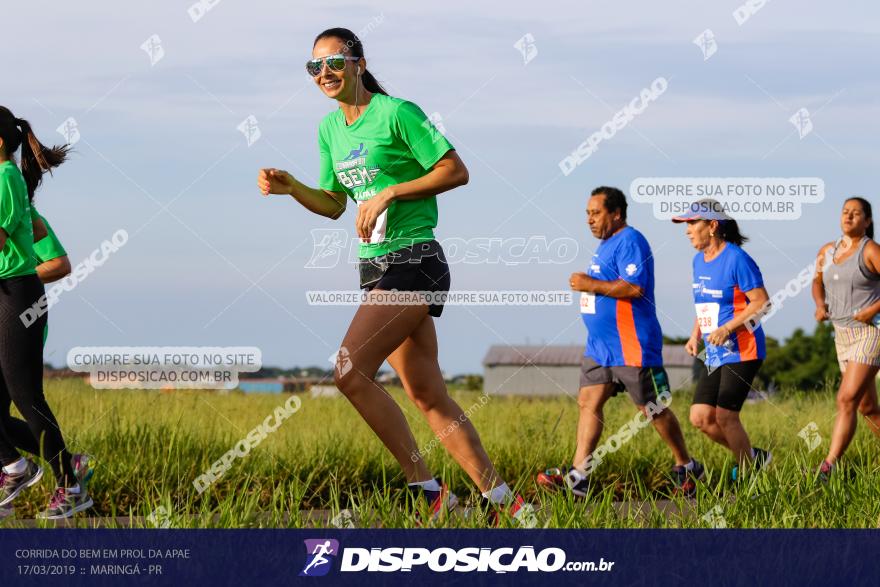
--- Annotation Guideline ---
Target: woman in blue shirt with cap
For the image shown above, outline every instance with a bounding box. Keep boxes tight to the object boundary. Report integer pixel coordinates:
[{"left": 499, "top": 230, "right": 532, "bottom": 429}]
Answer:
[{"left": 673, "top": 199, "right": 772, "bottom": 481}]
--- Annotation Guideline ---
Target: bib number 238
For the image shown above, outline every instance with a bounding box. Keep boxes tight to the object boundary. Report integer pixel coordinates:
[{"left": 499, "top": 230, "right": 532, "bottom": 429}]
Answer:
[{"left": 695, "top": 302, "right": 720, "bottom": 333}]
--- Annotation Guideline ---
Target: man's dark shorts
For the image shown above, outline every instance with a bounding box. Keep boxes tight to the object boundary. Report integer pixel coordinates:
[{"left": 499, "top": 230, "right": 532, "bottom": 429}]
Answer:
[{"left": 579, "top": 356, "right": 671, "bottom": 406}]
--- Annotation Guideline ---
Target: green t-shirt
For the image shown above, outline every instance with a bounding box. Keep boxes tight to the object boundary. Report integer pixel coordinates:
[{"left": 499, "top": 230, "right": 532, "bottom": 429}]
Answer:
[
  {"left": 318, "top": 93, "right": 454, "bottom": 258},
  {"left": 32, "top": 211, "right": 67, "bottom": 263},
  {"left": 0, "top": 161, "right": 37, "bottom": 278}
]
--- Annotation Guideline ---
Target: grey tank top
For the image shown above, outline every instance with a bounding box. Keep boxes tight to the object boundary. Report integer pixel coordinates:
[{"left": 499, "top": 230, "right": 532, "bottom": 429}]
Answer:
[{"left": 822, "top": 237, "right": 880, "bottom": 327}]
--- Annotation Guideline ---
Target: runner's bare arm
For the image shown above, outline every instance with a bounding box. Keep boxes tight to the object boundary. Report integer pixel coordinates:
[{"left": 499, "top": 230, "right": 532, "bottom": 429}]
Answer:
[
  {"left": 355, "top": 151, "right": 468, "bottom": 240},
  {"left": 812, "top": 241, "right": 833, "bottom": 321},
  {"left": 378, "top": 151, "right": 468, "bottom": 202},
  {"left": 257, "top": 168, "right": 347, "bottom": 219},
  {"left": 569, "top": 272, "right": 644, "bottom": 299},
  {"left": 717, "top": 286, "right": 770, "bottom": 335},
  {"left": 36, "top": 256, "right": 71, "bottom": 283},
  {"left": 32, "top": 215, "right": 48, "bottom": 241},
  {"left": 685, "top": 318, "right": 701, "bottom": 356}
]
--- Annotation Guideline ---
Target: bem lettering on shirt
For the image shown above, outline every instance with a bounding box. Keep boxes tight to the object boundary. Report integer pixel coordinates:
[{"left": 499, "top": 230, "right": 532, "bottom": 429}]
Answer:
[
  {"left": 691, "top": 243, "right": 766, "bottom": 367},
  {"left": 317, "top": 93, "right": 454, "bottom": 259},
  {"left": 581, "top": 226, "right": 663, "bottom": 367}
]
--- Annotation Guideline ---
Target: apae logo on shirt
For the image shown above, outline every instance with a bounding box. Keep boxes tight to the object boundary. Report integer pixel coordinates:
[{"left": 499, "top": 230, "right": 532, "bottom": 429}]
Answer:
[
  {"left": 625, "top": 263, "right": 638, "bottom": 276},
  {"left": 694, "top": 276, "right": 723, "bottom": 298}
]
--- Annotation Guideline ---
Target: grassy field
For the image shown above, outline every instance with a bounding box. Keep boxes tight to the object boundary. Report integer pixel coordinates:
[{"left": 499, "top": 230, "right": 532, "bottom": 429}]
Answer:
[{"left": 3, "top": 378, "right": 879, "bottom": 528}]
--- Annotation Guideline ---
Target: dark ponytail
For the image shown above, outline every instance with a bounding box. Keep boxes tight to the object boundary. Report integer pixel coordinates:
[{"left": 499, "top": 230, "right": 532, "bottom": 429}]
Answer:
[
  {"left": 717, "top": 220, "right": 748, "bottom": 246},
  {"left": 0, "top": 106, "right": 69, "bottom": 201},
  {"left": 313, "top": 27, "right": 389, "bottom": 96},
  {"left": 360, "top": 70, "right": 387, "bottom": 96},
  {"left": 846, "top": 197, "right": 874, "bottom": 239}
]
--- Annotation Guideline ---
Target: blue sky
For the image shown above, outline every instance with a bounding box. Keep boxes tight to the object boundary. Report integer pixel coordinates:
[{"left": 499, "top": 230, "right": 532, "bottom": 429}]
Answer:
[{"left": 5, "top": 1, "right": 879, "bottom": 373}]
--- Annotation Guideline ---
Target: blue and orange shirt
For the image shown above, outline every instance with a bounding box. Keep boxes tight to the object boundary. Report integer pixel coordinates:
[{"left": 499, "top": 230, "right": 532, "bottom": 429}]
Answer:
[
  {"left": 692, "top": 243, "right": 766, "bottom": 367},
  {"left": 580, "top": 226, "right": 663, "bottom": 367}
]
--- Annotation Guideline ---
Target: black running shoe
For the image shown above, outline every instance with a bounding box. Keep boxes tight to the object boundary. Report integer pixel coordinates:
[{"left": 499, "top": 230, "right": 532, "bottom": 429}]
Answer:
[
  {"left": 406, "top": 481, "right": 458, "bottom": 524},
  {"left": 672, "top": 459, "right": 704, "bottom": 497}
]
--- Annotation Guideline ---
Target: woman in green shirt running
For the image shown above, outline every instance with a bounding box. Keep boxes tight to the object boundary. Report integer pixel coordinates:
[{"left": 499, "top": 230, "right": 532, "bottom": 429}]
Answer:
[
  {"left": 257, "top": 28, "right": 528, "bottom": 524},
  {"left": 0, "top": 107, "right": 92, "bottom": 519}
]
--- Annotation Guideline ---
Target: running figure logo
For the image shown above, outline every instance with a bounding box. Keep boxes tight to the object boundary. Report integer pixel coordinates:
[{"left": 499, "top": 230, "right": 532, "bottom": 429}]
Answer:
[
  {"left": 513, "top": 33, "right": 538, "bottom": 65},
  {"left": 692, "top": 29, "right": 718, "bottom": 61},
  {"left": 140, "top": 34, "right": 165, "bottom": 66},
  {"left": 237, "top": 115, "right": 262, "bottom": 147},
  {"left": 56, "top": 117, "right": 81, "bottom": 146},
  {"left": 305, "top": 228, "right": 348, "bottom": 269},
  {"left": 789, "top": 108, "right": 813, "bottom": 139},
  {"left": 299, "top": 539, "right": 340, "bottom": 577},
  {"left": 343, "top": 143, "right": 369, "bottom": 161}
]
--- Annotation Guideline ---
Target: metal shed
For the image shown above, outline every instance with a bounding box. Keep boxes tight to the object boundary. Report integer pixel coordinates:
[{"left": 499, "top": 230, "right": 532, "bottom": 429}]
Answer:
[{"left": 482, "top": 345, "right": 698, "bottom": 396}]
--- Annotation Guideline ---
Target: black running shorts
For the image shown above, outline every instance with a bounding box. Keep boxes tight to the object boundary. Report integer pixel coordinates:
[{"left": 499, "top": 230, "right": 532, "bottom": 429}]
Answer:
[
  {"left": 693, "top": 359, "right": 763, "bottom": 412},
  {"left": 361, "top": 240, "right": 451, "bottom": 318}
]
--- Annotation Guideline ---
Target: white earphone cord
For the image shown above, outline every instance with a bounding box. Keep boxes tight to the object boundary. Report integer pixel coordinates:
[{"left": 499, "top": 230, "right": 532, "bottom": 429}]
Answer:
[{"left": 355, "top": 65, "right": 361, "bottom": 116}]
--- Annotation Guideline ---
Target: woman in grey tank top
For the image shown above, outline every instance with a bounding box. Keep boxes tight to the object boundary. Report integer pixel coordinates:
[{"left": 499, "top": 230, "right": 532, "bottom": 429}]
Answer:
[{"left": 812, "top": 197, "right": 880, "bottom": 480}]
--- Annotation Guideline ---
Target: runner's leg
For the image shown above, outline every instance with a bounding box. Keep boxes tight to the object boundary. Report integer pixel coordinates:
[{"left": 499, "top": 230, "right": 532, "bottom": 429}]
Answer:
[
  {"left": 689, "top": 404, "right": 730, "bottom": 448},
  {"left": 715, "top": 407, "right": 752, "bottom": 464},
  {"left": 857, "top": 377, "right": 880, "bottom": 437},
  {"left": 648, "top": 408, "right": 690, "bottom": 467},
  {"left": 333, "top": 291, "right": 434, "bottom": 483},
  {"left": 388, "top": 314, "right": 501, "bottom": 492},
  {"left": 826, "top": 362, "right": 878, "bottom": 464},
  {"left": 573, "top": 384, "right": 615, "bottom": 471}
]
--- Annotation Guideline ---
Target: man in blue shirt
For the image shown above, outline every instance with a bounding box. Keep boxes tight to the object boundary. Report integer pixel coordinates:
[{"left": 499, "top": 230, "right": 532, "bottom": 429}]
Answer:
[{"left": 538, "top": 187, "right": 703, "bottom": 498}]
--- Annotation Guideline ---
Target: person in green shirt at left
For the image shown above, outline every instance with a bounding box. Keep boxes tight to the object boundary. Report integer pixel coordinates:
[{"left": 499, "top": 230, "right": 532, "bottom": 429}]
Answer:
[{"left": 0, "top": 106, "right": 92, "bottom": 519}]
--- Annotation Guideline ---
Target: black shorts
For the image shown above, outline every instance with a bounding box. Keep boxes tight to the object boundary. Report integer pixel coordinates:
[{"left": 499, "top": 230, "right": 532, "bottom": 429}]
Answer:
[
  {"left": 579, "top": 356, "right": 671, "bottom": 406},
  {"left": 693, "top": 359, "right": 763, "bottom": 412},
  {"left": 362, "top": 240, "right": 451, "bottom": 318}
]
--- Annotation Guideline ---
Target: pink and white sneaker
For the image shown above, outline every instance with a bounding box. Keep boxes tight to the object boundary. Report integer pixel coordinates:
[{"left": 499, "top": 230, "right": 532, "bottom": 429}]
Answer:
[{"left": 37, "top": 487, "right": 94, "bottom": 520}]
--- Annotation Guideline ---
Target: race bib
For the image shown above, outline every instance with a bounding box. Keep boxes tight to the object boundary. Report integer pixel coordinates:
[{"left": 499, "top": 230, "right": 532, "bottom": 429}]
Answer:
[
  {"left": 695, "top": 302, "right": 720, "bottom": 334},
  {"left": 580, "top": 292, "right": 596, "bottom": 314},
  {"left": 355, "top": 200, "right": 387, "bottom": 244}
]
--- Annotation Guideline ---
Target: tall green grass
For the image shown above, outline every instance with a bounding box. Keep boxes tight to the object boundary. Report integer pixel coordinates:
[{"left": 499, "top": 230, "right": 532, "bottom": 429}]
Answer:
[{"left": 3, "top": 378, "right": 879, "bottom": 528}]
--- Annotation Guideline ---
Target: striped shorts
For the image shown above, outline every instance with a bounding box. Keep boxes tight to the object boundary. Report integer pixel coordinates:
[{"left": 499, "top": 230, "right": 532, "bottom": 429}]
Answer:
[{"left": 833, "top": 325, "right": 880, "bottom": 372}]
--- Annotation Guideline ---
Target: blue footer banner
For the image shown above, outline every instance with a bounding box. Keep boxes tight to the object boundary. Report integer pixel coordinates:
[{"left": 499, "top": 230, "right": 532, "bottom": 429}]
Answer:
[{"left": 0, "top": 529, "right": 876, "bottom": 585}]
